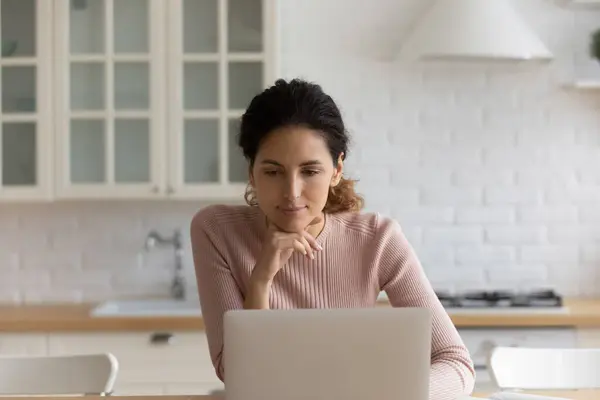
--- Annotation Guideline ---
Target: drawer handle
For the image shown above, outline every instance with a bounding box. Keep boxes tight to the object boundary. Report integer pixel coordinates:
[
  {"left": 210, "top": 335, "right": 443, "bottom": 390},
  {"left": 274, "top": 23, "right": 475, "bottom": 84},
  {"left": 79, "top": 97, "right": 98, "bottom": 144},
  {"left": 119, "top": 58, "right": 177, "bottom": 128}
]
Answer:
[
  {"left": 150, "top": 332, "right": 174, "bottom": 345},
  {"left": 474, "top": 364, "right": 488, "bottom": 371}
]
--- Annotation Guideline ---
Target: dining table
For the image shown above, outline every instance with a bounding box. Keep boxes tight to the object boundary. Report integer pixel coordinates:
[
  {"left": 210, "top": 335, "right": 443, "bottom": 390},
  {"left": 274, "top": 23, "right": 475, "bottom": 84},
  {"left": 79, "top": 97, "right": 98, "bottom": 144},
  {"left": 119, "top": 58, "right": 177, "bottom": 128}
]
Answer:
[{"left": 0, "top": 391, "right": 596, "bottom": 400}]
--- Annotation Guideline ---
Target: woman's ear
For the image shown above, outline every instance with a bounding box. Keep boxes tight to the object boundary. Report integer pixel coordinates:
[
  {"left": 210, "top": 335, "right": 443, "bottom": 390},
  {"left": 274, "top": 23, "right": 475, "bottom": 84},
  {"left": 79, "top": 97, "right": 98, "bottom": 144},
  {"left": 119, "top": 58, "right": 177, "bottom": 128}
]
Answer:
[
  {"left": 248, "top": 166, "right": 255, "bottom": 186},
  {"left": 331, "top": 153, "right": 344, "bottom": 186}
]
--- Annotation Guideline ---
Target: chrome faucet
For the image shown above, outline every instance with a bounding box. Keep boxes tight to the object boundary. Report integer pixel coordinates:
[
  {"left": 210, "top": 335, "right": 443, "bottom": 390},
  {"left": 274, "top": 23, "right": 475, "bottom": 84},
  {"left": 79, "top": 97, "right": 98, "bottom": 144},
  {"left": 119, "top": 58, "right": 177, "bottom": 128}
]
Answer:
[{"left": 144, "top": 229, "right": 186, "bottom": 300}]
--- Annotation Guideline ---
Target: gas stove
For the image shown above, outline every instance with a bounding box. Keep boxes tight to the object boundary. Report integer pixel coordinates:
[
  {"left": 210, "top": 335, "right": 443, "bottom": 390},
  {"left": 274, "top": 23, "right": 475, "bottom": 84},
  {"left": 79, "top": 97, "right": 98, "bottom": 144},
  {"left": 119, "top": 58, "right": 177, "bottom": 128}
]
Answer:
[{"left": 435, "top": 289, "right": 563, "bottom": 309}]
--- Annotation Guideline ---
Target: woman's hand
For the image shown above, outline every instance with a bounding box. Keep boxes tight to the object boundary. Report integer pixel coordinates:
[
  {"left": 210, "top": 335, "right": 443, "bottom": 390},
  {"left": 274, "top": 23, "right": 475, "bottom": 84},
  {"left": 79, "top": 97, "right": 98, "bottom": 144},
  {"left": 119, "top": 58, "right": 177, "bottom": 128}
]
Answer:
[
  {"left": 244, "top": 217, "right": 322, "bottom": 309},
  {"left": 254, "top": 217, "right": 322, "bottom": 282}
]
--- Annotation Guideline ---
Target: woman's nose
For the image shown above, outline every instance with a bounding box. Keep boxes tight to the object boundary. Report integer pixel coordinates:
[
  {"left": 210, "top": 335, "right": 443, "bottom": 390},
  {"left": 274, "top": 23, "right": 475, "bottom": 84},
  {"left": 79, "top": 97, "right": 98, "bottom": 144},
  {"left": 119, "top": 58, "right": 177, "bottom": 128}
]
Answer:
[{"left": 283, "top": 177, "right": 302, "bottom": 200}]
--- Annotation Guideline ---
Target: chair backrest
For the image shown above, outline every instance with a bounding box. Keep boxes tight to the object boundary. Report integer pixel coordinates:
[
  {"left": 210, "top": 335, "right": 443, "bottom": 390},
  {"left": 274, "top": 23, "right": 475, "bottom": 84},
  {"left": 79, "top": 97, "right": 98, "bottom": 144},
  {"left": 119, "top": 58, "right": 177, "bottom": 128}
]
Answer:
[
  {"left": 488, "top": 346, "right": 600, "bottom": 390},
  {"left": 0, "top": 353, "right": 118, "bottom": 395}
]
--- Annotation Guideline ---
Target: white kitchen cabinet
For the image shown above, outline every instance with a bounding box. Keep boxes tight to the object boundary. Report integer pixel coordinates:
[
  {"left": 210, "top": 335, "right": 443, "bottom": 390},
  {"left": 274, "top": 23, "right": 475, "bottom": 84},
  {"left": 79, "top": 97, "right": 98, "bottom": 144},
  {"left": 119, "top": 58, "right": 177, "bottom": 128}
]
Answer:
[
  {"left": 52, "top": 0, "right": 278, "bottom": 201},
  {"left": 47, "top": 330, "right": 223, "bottom": 395},
  {"left": 0, "top": 333, "right": 47, "bottom": 355},
  {"left": 53, "top": 0, "right": 165, "bottom": 199},
  {"left": 458, "top": 327, "right": 578, "bottom": 392},
  {"left": 577, "top": 329, "right": 600, "bottom": 347},
  {"left": 0, "top": 330, "right": 223, "bottom": 395},
  {"left": 0, "top": 0, "right": 53, "bottom": 202}
]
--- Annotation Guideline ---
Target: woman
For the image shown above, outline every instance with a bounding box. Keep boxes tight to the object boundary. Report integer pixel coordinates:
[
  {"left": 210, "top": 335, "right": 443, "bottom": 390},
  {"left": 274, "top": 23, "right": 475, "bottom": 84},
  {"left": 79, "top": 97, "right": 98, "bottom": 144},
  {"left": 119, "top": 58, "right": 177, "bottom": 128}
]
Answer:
[{"left": 191, "top": 78, "right": 475, "bottom": 400}]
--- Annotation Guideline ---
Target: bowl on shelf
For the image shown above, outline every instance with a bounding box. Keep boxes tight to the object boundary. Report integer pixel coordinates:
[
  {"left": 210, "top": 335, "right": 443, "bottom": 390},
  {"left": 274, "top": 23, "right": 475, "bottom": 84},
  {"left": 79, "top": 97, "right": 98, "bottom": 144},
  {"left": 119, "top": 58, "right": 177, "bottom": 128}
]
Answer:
[{"left": 2, "top": 40, "right": 17, "bottom": 57}]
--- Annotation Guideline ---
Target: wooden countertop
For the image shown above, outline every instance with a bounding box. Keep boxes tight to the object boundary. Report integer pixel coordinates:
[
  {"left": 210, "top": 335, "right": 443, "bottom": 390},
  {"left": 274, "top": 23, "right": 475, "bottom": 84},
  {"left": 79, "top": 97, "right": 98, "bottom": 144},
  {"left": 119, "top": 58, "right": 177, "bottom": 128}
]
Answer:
[
  {"left": 0, "top": 392, "right": 596, "bottom": 400},
  {"left": 0, "top": 298, "right": 598, "bottom": 333},
  {"left": 0, "top": 303, "right": 205, "bottom": 332},
  {"left": 445, "top": 298, "right": 600, "bottom": 328}
]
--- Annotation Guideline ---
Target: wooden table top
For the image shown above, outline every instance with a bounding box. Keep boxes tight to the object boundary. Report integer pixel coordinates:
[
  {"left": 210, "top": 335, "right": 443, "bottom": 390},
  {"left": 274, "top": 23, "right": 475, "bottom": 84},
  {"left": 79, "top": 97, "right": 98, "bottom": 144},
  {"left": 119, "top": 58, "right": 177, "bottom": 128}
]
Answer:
[
  {"left": 0, "top": 391, "right": 597, "bottom": 400},
  {"left": 473, "top": 390, "right": 598, "bottom": 399}
]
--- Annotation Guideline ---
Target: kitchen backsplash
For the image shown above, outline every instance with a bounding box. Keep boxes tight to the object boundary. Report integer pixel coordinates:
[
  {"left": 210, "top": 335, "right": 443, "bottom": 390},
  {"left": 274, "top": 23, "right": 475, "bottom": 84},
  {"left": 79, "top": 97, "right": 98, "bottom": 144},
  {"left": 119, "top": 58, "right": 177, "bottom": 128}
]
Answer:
[{"left": 1, "top": 0, "right": 600, "bottom": 302}]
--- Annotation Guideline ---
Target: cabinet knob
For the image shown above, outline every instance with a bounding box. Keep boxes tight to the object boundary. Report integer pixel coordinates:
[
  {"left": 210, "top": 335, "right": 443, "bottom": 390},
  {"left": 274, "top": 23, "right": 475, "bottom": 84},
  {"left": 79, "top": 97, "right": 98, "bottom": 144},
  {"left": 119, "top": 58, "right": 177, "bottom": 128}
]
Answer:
[
  {"left": 150, "top": 332, "right": 174, "bottom": 345},
  {"left": 151, "top": 186, "right": 159, "bottom": 193},
  {"left": 167, "top": 185, "right": 175, "bottom": 194}
]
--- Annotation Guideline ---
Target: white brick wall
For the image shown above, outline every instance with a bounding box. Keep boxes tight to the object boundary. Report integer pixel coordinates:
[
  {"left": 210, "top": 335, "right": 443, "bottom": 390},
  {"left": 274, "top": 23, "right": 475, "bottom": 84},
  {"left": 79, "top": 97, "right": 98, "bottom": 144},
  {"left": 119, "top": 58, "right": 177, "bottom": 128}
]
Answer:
[
  {"left": 0, "top": 0, "right": 599, "bottom": 302},
  {"left": 279, "top": 0, "right": 600, "bottom": 297}
]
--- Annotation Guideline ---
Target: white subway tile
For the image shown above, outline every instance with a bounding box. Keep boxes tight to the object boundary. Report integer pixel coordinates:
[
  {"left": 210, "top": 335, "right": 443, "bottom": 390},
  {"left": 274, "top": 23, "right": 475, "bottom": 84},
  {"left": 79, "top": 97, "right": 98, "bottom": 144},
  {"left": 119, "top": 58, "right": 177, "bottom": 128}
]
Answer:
[
  {"left": 20, "top": 253, "right": 82, "bottom": 271},
  {"left": 393, "top": 207, "right": 454, "bottom": 224},
  {"left": 456, "top": 246, "right": 516, "bottom": 266},
  {"left": 425, "top": 267, "right": 486, "bottom": 290},
  {"left": 353, "top": 167, "right": 391, "bottom": 185},
  {"left": 358, "top": 146, "right": 420, "bottom": 166},
  {"left": 517, "top": 206, "right": 579, "bottom": 223},
  {"left": 581, "top": 247, "right": 600, "bottom": 264},
  {"left": 547, "top": 226, "right": 600, "bottom": 244},
  {"left": 421, "top": 146, "right": 482, "bottom": 167},
  {"left": 0, "top": 252, "right": 19, "bottom": 270},
  {"left": 520, "top": 246, "right": 580, "bottom": 264},
  {"left": 421, "top": 188, "right": 482, "bottom": 206},
  {"left": 22, "top": 290, "right": 83, "bottom": 304},
  {"left": 545, "top": 187, "right": 600, "bottom": 204},
  {"left": 423, "top": 227, "right": 483, "bottom": 244},
  {"left": 483, "top": 148, "right": 543, "bottom": 168},
  {"left": 517, "top": 169, "right": 578, "bottom": 186},
  {"left": 391, "top": 168, "right": 452, "bottom": 187},
  {"left": 388, "top": 128, "right": 452, "bottom": 146},
  {"left": 452, "top": 128, "right": 517, "bottom": 147},
  {"left": 485, "top": 265, "right": 549, "bottom": 288},
  {"left": 456, "top": 207, "right": 515, "bottom": 224},
  {"left": 412, "top": 245, "right": 455, "bottom": 266},
  {"left": 580, "top": 207, "right": 600, "bottom": 222},
  {"left": 484, "top": 187, "right": 543, "bottom": 205},
  {"left": 485, "top": 227, "right": 546, "bottom": 244},
  {"left": 453, "top": 169, "right": 515, "bottom": 187},
  {"left": 578, "top": 170, "right": 600, "bottom": 185},
  {"left": 0, "top": 270, "right": 52, "bottom": 289}
]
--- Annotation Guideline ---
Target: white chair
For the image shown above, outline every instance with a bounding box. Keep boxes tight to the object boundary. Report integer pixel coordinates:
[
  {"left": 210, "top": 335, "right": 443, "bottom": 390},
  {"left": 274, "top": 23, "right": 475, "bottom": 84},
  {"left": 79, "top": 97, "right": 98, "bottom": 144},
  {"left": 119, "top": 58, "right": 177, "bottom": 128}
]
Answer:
[
  {"left": 487, "top": 346, "right": 600, "bottom": 390},
  {"left": 0, "top": 353, "right": 118, "bottom": 396}
]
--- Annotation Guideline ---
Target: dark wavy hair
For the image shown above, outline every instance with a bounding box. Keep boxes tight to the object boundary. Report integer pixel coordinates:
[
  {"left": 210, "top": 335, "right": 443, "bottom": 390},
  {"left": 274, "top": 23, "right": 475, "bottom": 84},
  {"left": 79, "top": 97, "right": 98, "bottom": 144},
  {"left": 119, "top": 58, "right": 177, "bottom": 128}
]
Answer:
[{"left": 237, "top": 78, "right": 364, "bottom": 214}]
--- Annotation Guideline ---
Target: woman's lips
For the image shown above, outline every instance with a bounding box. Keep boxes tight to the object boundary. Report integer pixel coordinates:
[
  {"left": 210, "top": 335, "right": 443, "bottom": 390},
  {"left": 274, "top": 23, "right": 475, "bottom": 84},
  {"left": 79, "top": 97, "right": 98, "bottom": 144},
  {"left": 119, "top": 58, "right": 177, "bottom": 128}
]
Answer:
[{"left": 279, "top": 206, "right": 306, "bottom": 215}]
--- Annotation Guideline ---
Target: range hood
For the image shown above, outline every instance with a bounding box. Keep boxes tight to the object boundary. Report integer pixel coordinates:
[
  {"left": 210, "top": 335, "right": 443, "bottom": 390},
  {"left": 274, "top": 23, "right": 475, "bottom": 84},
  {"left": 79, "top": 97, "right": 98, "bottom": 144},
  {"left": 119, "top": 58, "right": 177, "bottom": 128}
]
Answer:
[{"left": 399, "top": 0, "right": 553, "bottom": 62}]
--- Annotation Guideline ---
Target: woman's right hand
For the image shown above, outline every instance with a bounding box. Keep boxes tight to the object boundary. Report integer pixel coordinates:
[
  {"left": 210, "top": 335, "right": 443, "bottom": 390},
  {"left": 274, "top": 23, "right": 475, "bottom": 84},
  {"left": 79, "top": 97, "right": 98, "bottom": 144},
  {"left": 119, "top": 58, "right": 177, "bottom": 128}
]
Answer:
[{"left": 251, "top": 217, "right": 323, "bottom": 285}]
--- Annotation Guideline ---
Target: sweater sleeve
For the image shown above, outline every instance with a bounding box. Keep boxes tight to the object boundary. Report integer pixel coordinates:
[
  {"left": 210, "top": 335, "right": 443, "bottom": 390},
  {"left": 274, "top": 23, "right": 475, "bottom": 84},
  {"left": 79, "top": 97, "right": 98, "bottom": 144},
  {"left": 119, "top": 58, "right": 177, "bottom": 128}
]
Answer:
[
  {"left": 375, "top": 215, "right": 475, "bottom": 400},
  {"left": 190, "top": 208, "right": 244, "bottom": 382}
]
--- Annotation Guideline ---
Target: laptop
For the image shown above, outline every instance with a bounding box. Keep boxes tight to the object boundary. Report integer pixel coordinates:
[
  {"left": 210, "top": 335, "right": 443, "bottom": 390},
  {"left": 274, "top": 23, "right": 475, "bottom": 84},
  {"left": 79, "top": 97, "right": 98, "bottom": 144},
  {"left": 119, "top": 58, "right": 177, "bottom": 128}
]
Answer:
[{"left": 223, "top": 307, "right": 431, "bottom": 400}]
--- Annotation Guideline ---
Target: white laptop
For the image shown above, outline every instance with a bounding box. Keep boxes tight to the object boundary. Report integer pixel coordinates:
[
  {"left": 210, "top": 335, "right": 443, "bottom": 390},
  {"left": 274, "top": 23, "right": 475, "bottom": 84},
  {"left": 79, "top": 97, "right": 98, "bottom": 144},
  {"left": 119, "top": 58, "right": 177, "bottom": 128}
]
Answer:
[{"left": 223, "top": 307, "right": 431, "bottom": 400}]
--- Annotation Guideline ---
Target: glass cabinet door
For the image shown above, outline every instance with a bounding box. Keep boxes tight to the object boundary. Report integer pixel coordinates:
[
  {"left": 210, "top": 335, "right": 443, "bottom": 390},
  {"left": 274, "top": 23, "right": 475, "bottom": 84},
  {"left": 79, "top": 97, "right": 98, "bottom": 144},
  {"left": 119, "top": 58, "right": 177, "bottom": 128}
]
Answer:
[
  {"left": 54, "top": 0, "right": 164, "bottom": 198},
  {"left": 0, "top": 0, "right": 52, "bottom": 201},
  {"left": 168, "top": 0, "right": 276, "bottom": 199}
]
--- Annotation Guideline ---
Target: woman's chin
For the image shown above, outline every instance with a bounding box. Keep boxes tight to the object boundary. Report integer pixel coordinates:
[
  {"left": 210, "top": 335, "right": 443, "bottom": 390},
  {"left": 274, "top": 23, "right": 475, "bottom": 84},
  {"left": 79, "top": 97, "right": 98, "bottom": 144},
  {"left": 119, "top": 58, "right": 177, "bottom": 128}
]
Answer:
[{"left": 273, "top": 216, "right": 309, "bottom": 233}]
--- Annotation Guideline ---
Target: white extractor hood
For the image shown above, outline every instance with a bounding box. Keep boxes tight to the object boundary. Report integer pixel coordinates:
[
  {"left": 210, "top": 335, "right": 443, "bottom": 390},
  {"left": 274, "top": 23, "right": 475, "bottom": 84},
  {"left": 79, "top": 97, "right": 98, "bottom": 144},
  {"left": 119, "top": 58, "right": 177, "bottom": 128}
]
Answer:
[{"left": 399, "top": 0, "right": 553, "bottom": 61}]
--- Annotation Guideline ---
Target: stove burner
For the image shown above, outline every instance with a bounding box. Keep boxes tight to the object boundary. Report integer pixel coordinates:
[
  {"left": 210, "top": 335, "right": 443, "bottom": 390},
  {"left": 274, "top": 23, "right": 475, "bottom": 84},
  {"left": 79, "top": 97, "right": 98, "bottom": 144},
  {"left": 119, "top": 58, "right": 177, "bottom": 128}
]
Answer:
[{"left": 435, "top": 289, "right": 563, "bottom": 308}]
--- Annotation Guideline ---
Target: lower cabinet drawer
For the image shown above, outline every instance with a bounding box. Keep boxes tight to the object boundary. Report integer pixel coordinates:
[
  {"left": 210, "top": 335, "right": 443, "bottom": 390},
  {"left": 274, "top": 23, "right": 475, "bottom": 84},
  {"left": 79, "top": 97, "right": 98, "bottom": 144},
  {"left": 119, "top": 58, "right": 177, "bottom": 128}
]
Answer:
[
  {"left": 47, "top": 331, "right": 220, "bottom": 392},
  {"left": 577, "top": 329, "right": 600, "bottom": 347},
  {"left": 0, "top": 334, "right": 47, "bottom": 356},
  {"left": 457, "top": 327, "right": 577, "bottom": 391}
]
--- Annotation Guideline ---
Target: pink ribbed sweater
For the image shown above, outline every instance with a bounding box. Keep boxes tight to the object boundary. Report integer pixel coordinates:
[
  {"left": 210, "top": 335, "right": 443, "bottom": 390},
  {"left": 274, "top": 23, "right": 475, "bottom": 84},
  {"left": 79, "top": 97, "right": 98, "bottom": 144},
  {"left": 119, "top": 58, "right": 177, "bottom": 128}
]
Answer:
[{"left": 191, "top": 204, "right": 475, "bottom": 400}]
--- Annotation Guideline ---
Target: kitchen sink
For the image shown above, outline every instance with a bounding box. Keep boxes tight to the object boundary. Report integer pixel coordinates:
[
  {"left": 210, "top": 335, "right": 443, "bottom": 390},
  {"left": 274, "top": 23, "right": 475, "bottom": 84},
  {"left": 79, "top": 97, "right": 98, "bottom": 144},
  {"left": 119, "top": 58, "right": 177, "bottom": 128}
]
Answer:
[{"left": 90, "top": 298, "right": 202, "bottom": 317}]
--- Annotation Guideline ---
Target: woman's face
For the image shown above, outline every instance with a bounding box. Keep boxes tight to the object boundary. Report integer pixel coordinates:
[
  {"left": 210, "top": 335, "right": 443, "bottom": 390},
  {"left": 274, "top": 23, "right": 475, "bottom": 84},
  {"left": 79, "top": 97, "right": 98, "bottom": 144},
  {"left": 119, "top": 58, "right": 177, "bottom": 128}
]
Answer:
[{"left": 250, "top": 126, "right": 343, "bottom": 233}]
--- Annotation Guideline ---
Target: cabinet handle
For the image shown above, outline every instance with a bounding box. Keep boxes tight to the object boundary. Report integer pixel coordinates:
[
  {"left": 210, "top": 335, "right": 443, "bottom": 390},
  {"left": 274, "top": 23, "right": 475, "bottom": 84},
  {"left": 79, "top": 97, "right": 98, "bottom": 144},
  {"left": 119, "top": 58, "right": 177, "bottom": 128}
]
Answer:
[{"left": 149, "top": 332, "right": 174, "bottom": 345}]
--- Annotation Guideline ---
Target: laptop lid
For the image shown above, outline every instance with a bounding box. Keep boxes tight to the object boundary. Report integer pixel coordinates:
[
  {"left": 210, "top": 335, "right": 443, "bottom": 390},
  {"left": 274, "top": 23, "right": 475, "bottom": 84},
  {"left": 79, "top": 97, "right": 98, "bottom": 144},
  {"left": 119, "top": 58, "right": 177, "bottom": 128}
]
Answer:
[{"left": 223, "top": 307, "right": 431, "bottom": 400}]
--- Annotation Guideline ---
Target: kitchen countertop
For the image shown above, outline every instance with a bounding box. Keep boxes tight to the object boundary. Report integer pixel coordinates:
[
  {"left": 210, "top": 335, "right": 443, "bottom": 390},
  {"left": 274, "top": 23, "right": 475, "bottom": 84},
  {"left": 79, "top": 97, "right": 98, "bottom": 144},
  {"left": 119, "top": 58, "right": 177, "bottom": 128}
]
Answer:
[{"left": 0, "top": 298, "right": 598, "bottom": 333}]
